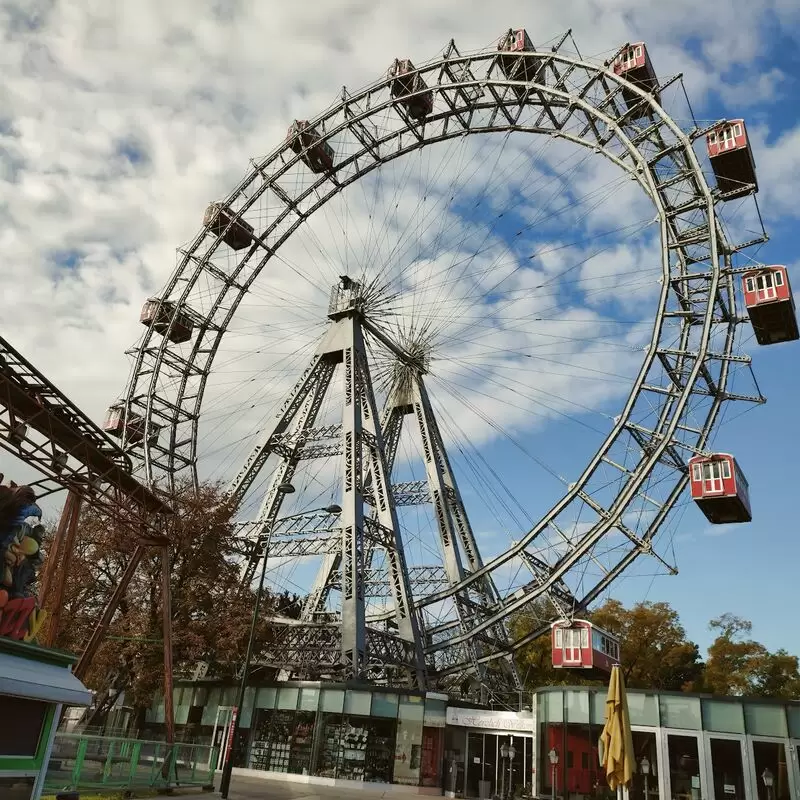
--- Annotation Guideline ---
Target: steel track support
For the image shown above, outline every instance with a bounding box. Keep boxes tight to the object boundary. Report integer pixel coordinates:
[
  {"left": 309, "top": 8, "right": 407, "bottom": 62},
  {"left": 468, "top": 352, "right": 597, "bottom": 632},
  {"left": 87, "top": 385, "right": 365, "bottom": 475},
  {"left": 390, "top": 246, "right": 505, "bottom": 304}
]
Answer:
[{"left": 412, "top": 372, "right": 521, "bottom": 692}]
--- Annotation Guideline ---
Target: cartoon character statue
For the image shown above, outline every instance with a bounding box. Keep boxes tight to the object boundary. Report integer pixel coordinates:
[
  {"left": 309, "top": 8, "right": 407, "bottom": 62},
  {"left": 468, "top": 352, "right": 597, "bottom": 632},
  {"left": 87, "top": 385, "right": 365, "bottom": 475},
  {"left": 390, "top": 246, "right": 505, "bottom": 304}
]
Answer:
[{"left": 0, "top": 482, "right": 45, "bottom": 622}]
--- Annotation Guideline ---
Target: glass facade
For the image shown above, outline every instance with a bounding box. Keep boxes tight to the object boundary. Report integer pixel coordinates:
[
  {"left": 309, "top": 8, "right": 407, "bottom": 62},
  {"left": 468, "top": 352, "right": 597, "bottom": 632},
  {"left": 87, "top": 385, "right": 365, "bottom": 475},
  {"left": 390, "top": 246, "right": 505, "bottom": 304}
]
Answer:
[
  {"left": 151, "top": 683, "right": 800, "bottom": 798},
  {"left": 537, "top": 688, "right": 800, "bottom": 800}
]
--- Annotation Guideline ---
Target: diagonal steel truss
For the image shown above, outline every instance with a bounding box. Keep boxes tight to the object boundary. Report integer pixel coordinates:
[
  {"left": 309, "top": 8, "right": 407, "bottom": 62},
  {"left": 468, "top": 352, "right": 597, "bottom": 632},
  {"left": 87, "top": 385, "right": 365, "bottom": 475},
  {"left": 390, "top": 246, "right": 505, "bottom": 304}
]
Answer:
[{"left": 227, "top": 279, "right": 519, "bottom": 691}]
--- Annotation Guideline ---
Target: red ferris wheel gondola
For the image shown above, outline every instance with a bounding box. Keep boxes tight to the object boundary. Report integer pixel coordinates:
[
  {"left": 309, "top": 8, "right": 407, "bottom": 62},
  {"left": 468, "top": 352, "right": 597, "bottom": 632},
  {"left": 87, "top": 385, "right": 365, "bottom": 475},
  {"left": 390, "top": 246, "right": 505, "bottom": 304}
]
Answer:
[
  {"left": 551, "top": 619, "right": 620, "bottom": 676},
  {"left": 688, "top": 453, "right": 752, "bottom": 524},
  {"left": 741, "top": 265, "right": 799, "bottom": 346}
]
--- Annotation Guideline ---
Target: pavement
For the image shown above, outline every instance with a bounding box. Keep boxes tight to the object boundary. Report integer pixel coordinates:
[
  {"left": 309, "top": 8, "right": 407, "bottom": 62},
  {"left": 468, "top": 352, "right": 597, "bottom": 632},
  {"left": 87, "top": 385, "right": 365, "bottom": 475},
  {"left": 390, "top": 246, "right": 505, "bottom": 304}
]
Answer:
[{"left": 165, "top": 773, "right": 438, "bottom": 800}]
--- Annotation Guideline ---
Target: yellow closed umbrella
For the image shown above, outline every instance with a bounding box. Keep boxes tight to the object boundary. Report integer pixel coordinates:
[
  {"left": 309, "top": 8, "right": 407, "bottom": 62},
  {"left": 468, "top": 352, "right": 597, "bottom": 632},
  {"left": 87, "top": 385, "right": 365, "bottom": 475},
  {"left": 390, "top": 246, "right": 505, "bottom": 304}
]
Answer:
[{"left": 599, "top": 664, "right": 635, "bottom": 793}]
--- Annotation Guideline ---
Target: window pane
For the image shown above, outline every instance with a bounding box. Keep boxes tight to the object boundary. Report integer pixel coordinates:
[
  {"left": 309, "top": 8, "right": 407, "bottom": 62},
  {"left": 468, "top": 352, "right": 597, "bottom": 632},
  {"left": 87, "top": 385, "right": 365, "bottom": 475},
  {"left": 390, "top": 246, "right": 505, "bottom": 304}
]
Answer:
[
  {"left": 543, "top": 691, "right": 563, "bottom": 723},
  {"left": 787, "top": 706, "right": 800, "bottom": 738},
  {"left": 565, "top": 691, "right": 590, "bottom": 723},
  {"left": 256, "top": 686, "right": 277, "bottom": 709},
  {"left": 277, "top": 687, "right": 299, "bottom": 710},
  {"left": 590, "top": 691, "right": 607, "bottom": 727},
  {"left": 0, "top": 695, "right": 47, "bottom": 756},
  {"left": 628, "top": 693, "right": 659, "bottom": 727},
  {"left": 371, "top": 692, "right": 399, "bottom": 718},
  {"left": 239, "top": 686, "right": 258, "bottom": 728},
  {"left": 424, "top": 698, "right": 447, "bottom": 728},
  {"left": 321, "top": 689, "right": 344, "bottom": 713},
  {"left": 658, "top": 695, "right": 701, "bottom": 729},
  {"left": 702, "top": 699, "right": 745, "bottom": 733},
  {"left": 744, "top": 703, "right": 787, "bottom": 737},
  {"left": 298, "top": 687, "right": 319, "bottom": 712},
  {"left": 775, "top": 271, "right": 784, "bottom": 286},
  {"left": 344, "top": 689, "right": 372, "bottom": 716}
]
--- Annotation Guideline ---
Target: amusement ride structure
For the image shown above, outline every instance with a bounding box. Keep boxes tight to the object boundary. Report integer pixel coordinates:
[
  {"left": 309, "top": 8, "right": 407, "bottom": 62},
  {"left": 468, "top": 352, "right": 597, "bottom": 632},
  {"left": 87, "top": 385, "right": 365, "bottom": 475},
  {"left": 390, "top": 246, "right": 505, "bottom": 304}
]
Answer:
[
  {"left": 106, "top": 31, "right": 796, "bottom": 696},
  {"left": 2, "top": 30, "right": 797, "bottom": 706}
]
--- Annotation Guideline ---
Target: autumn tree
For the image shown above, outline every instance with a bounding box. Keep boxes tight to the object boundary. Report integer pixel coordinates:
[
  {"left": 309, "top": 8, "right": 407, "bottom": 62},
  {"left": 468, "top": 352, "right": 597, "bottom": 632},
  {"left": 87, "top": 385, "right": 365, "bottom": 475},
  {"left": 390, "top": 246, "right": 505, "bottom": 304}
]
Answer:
[
  {"left": 703, "top": 614, "right": 800, "bottom": 698},
  {"left": 591, "top": 599, "right": 704, "bottom": 691},
  {"left": 512, "top": 598, "right": 703, "bottom": 691},
  {"left": 47, "top": 481, "right": 291, "bottom": 725}
]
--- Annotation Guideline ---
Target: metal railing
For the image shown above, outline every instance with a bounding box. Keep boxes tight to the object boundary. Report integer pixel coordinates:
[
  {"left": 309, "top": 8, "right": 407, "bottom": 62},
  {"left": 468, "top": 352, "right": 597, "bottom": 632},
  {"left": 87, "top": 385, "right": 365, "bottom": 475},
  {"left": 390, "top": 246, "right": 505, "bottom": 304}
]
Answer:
[{"left": 44, "top": 733, "right": 217, "bottom": 794}]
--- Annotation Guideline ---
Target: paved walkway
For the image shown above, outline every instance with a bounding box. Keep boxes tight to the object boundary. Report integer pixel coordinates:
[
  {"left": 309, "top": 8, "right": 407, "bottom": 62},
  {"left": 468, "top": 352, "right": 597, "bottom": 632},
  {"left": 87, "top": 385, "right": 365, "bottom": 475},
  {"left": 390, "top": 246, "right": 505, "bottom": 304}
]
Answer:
[{"left": 168, "top": 773, "right": 439, "bottom": 800}]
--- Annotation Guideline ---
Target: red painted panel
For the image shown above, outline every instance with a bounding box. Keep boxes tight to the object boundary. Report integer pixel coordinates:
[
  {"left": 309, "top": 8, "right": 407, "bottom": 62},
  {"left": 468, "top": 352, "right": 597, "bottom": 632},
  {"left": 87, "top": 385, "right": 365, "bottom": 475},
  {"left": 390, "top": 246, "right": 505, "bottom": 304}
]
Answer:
[{"left": 707, "top": 120, "right": 748, "bottom": 158}]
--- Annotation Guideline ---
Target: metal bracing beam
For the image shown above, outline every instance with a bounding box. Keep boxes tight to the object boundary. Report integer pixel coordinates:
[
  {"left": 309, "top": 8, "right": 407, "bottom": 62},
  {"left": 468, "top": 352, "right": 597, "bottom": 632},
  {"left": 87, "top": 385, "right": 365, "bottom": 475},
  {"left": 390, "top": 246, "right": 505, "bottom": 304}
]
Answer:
[
  {"left": 238, "top": 360, "right": 337, "bottom": 588},
  {"left": 298, "top": 371, "right": 411, "bottom": 625},
  {"left": 411, "top": 372, "right": 520, "bottom": 691},
  {"left": 226, "top": 350, "right": 336, "bottom": 508}
]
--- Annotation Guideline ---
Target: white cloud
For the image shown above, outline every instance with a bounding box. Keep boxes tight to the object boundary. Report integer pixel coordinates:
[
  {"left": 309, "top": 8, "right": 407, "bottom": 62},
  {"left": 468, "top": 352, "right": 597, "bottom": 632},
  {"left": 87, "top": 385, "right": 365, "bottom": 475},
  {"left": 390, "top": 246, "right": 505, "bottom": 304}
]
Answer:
[{"left": 0, "top": 1, "right": 796, "bottom": 607}]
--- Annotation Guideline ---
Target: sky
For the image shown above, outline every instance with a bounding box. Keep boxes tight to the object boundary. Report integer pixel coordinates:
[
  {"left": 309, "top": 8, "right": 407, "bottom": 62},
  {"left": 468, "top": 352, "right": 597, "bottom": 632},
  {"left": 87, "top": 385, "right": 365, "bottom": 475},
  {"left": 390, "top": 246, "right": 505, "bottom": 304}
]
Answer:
[{"left": 1, "top": 0, "right": 799, "bottom": 664}]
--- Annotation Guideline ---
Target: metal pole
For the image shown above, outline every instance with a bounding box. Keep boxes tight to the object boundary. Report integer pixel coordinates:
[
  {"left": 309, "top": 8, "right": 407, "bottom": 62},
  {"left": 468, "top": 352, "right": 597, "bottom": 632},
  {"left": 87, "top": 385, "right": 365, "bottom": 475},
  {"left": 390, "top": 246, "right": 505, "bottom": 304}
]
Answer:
[
  {"left": 219, "top": 545, "right": 269, "bottom": 798},
  {"left": 75, "top": 543, "right": 147, "bottom": 680},
  {"left": 161, "top": 546, "right": 175, "bottom": 746}
]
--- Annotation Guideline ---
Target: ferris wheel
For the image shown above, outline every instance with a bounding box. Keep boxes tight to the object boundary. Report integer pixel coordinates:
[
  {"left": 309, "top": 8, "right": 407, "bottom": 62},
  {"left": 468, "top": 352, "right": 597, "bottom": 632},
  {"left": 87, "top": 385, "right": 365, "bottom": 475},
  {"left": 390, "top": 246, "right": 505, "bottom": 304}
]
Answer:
[{"left": 107, "top": 30, "right": 795, "bottom": 695}]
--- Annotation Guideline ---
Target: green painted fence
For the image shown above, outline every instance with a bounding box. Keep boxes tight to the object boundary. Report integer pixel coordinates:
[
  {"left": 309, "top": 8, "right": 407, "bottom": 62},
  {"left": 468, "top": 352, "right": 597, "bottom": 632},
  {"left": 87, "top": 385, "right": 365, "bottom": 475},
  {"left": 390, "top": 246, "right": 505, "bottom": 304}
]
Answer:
[{"left": 43, "top": 733, "right": 217, "bottom": 794}]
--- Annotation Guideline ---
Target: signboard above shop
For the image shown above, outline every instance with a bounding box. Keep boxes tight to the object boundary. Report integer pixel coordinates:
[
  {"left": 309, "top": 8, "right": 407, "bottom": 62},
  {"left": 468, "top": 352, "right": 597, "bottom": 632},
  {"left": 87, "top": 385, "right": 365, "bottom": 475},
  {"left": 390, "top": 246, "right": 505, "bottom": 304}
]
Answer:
[{"left": 446, "top": 706, "right": 533, "bottom": 733}]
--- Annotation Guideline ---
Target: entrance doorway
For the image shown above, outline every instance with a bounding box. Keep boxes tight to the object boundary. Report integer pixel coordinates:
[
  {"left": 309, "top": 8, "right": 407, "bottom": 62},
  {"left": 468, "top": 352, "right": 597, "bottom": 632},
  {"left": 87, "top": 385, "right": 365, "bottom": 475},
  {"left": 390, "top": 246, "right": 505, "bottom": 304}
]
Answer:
[
  {"left": 705, "top": 733, "right": 749, "bottom": 800},
  {"left": 663, "top": 731, "right": 706, "bottom": 800}
]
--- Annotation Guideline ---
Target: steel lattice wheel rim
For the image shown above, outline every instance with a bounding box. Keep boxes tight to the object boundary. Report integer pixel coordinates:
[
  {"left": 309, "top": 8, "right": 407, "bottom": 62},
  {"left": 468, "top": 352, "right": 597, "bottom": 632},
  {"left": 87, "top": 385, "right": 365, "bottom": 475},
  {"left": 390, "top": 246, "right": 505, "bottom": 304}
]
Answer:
[{"left": 118, "top": 37, "right": 761, "bottom": 675}]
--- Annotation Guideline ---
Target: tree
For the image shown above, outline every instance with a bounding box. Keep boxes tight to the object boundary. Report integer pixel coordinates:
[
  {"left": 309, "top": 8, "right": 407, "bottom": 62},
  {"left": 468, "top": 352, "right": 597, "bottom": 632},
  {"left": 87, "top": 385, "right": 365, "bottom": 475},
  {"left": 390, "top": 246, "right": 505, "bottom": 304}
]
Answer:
[
  {"left": 703, "top": 614, "right": 800, "bottom": 698},
  {"left": 591, "top": 599, "right": 704, "bottom": 691},
  {"left": 512, "top": 598, "right": 704, "bottom": 691},
  {"left": 47, "top": 481, "right": 289, "bottom": 725}
]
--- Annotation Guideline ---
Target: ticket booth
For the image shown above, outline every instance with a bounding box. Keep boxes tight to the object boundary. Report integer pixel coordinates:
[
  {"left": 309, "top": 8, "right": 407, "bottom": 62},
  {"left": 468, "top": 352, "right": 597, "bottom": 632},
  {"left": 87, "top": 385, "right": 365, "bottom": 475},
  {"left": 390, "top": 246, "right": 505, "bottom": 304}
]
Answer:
[{"left": 0, "top": 637, "right": 91, "bottom": 800}]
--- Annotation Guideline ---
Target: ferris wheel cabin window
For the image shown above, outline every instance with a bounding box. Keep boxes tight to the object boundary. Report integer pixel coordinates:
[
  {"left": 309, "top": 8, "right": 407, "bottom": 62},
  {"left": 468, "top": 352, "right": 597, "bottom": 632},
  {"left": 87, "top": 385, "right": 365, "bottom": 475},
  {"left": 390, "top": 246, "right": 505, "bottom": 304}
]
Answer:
[
  {"left": 692, "top": 463, "right": 702, "bottom": 482},
  {"left": 775, "top": 270, "right": 784, "bottom": 287},
  {"left": 745, "top": 277, "right": 755, "bottom": 292}
]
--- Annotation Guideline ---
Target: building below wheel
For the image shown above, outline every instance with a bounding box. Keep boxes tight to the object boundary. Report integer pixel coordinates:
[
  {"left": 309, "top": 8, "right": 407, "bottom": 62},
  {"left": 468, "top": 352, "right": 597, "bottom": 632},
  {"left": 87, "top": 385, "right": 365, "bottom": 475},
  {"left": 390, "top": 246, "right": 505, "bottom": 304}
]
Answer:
[{"left": 138, "top": 680, "right": 800, "bottom": 800}]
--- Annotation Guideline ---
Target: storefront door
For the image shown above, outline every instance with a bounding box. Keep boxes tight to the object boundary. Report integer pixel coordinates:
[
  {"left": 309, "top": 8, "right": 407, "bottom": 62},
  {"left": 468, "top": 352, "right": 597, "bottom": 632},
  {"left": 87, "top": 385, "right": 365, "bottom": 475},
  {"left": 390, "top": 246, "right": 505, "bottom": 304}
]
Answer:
[
  {"left": 747, "top": 736, "right": 796, "bottom": 800},
  {"left": 211, "top": 705, "right": 234, "bottom": 771},
  {"left": 661, "top": 730, "right": 708, "bottom": 800},
  {"left": 704, "top": 733, "right": 749, "bottom": 800}
]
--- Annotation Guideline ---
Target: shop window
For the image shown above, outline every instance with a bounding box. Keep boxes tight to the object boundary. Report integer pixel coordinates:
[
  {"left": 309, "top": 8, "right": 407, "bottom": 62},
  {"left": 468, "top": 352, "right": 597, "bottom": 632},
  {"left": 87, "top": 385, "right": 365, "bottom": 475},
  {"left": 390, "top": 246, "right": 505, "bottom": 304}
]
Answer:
[
  {"left": 0, "top": 696, "right": 47, "bottom": 757},
  {"left": 627, "top": 693, "right": 659, "bottom": 727},
  {"left": 248, "top": 708, "right": 315, "bottom": 775},
  {"left": 744, "top": 703, "right": 788, "bottom": 737},
  {"left": 321, "top": 689, "right": 344, "bottom": 714},
  {"left": 658, "top": 695, "right": 701, "bottom": 729},
  {"left": 565, "top": 690, "right": 590, "bottom": 723},
  {"left": 395, "top": 696, "right": 425, "bottom": 785},
  {"left": 316, "top": 714, "right": 396, "bottom": 783},
  {"left": 344, "top": 690, "right": 371, "bottom": 716},
  {"left": 787, "top": 706, "right": 800, "bottom": 738},
  {"left": 701, "top": 699, "right": 745, "bottom": 734},
  {"left": 276, "top": 687, "right": 299, "bottom": 711}
]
